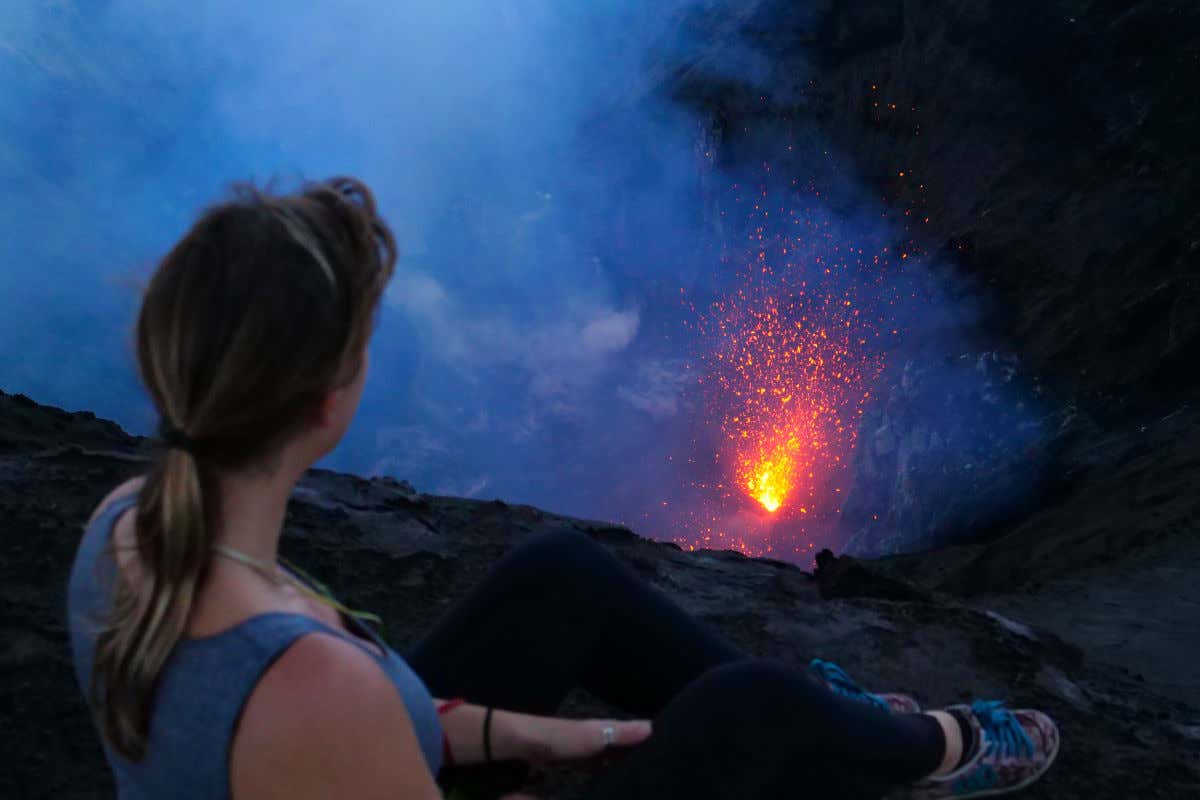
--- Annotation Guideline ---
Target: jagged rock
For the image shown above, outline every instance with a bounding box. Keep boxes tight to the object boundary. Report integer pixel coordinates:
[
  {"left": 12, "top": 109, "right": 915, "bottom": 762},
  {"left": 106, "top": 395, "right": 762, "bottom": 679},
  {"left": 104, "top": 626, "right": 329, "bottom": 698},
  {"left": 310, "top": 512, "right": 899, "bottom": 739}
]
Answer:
[
  {"left": 1035, "top": 665, "right": 1094, "bottom": 714},
  {"left": 813, "top": 548, "right": 929, "bottom": 602}
]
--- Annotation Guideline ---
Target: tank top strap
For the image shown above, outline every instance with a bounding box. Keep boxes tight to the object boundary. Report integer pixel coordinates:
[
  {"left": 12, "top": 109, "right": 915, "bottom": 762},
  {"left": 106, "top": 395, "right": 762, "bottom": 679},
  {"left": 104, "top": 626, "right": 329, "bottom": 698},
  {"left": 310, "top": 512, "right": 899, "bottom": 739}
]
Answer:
[{"left": 97, "top": 490, "right": 139, "bottom": 530}]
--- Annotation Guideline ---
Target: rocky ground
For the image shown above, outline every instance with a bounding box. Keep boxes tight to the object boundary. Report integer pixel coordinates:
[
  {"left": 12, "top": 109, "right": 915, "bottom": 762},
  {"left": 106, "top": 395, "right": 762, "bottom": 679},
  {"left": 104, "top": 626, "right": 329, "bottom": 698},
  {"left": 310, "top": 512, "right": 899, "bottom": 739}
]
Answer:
[
  {"left": 2, "top": 387, "right": 1197, "bottom": 798},
  {"left": 867, "top": 397, "right": 1200, "bottom": 714}
]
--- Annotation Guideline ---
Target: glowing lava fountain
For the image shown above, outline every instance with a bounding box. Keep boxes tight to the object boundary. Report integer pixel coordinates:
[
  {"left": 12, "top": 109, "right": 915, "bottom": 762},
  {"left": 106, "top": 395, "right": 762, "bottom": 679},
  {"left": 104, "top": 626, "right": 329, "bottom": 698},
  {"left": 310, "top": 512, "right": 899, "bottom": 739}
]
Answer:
[
  {"left": 706, "top": 280, "right": 884, "bottom": 520},
  {"left": 676, "top": 176, "right": 901, "bottom": 558}
]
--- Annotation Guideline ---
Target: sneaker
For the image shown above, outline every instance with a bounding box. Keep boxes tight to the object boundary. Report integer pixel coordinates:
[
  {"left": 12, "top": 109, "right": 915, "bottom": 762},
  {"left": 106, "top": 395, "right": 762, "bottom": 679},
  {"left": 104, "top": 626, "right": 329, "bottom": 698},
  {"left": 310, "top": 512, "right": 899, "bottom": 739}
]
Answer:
[
  {"left": 809, "top": 658, "right": 922, "bottom": 714},
  {"left": 906, "top": 700, "right": 1060, "bottom": 799}
]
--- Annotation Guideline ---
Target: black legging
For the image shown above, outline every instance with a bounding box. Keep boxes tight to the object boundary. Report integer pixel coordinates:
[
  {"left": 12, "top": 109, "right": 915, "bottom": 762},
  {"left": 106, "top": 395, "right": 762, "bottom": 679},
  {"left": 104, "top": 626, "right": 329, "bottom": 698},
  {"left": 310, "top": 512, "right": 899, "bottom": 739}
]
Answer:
[{"left": 407, "top": 526, "right": 945, "bottom": 799}]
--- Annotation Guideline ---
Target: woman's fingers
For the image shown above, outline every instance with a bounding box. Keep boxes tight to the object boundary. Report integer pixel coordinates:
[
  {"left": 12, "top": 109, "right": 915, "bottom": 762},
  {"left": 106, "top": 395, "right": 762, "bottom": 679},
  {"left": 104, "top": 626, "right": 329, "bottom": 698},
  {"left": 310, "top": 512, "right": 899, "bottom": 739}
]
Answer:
[
  {"left": 605, "top": 718, "right": 653, "bottom": 748},
  {"left": 526, "top": 716, "right": 655, "bottom": 764},
  {"left": 585, "top": 718, "right": 653, "bottom": 753}
]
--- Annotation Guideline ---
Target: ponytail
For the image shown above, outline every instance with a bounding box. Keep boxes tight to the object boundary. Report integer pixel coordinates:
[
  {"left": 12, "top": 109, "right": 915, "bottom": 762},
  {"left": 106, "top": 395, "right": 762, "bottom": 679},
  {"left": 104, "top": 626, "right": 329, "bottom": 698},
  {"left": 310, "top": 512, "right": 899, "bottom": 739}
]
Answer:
[{"left": 90, "top": 440, "right": 212, "bottom": 761}]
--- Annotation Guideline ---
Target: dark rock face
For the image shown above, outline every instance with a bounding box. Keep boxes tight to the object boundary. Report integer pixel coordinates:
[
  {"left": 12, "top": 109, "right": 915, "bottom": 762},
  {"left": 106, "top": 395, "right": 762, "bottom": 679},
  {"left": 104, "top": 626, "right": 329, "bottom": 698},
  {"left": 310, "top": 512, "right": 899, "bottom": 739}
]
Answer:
[
  {"left": 3, "top": 389, "right": 1198, "bottom": 798},
  {"left": 801, "top": 0, "right": 1200, "bottom": 410},
  {"left": 839, "top": 351, "right": 1055, "bottom": 557}
]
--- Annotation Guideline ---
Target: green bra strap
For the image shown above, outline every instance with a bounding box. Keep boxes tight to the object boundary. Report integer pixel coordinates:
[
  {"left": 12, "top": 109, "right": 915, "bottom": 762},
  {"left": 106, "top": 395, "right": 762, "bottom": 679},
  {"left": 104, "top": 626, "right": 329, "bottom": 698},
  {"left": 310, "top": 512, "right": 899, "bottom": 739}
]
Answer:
[{"left": 279, "top": 555, "right": 388, "bottom": 642}]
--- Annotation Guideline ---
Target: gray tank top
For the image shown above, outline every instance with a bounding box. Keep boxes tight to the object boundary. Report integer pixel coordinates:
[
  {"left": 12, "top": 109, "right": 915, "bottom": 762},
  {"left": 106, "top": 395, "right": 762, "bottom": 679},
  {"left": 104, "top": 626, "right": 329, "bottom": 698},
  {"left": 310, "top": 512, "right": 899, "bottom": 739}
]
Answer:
[{"left": 66, "top": 492, "right": 443, "bottom": 798}]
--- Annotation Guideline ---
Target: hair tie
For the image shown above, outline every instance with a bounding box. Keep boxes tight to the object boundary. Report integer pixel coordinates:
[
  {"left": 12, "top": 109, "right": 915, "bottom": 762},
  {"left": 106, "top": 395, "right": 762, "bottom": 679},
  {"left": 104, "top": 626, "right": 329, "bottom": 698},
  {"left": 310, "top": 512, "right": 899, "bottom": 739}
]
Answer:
[{"left": 156, "top": 418, "right": 197, "bottom": 455}]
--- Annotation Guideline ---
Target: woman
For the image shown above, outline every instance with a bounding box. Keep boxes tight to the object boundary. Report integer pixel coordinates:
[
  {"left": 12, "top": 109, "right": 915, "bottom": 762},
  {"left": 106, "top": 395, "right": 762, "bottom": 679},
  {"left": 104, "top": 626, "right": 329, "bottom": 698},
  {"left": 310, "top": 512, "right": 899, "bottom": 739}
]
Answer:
[{"left": 67, "top": 175, "right": 1059, "bottom": 799}]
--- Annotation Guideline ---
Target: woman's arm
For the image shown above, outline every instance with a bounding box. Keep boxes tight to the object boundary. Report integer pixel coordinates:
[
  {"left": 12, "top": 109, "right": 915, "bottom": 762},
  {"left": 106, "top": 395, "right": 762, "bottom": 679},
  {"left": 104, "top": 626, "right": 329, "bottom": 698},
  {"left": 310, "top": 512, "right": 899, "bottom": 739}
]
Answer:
[
  {"left": 433, "top": 699, "right": 528, "bottom": 763},
  {"left": 433, "top": 698, "right": 652, "bottom": 766},
  {"left": 231, "top": 633, "right": 443, "bottom": 799}
]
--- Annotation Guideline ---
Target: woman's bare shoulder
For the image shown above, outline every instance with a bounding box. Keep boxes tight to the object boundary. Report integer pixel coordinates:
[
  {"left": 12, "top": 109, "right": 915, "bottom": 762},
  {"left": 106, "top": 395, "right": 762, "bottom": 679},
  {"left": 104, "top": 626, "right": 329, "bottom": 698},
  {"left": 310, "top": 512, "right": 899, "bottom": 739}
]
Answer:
[{"left": 229, "top": 630, "right": 442, "bottom": 800}]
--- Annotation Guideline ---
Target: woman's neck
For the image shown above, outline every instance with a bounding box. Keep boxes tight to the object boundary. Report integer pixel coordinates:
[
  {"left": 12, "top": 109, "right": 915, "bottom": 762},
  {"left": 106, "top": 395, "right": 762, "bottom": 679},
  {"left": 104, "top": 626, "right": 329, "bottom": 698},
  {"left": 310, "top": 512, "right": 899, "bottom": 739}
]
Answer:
[{"left": 209, "top": 468, "right": 300, "bottom": 566}]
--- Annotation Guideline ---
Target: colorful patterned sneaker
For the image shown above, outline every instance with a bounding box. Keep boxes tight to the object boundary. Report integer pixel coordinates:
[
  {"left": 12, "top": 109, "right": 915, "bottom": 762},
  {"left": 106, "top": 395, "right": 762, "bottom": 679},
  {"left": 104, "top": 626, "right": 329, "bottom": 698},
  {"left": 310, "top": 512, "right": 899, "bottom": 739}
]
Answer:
[
  {"left": 906, "top": 700, "right": 1060, "bottom": 799},
  {"left": 809, "top": 658, "right": 921, "bottom": 714}
]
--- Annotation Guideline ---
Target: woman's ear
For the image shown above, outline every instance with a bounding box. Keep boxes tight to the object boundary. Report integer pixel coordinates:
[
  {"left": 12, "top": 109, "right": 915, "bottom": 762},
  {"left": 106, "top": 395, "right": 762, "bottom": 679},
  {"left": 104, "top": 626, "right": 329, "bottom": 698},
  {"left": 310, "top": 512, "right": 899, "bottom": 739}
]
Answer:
[
  {"left": 313, "top": 388, "right": 341, "bottom": 430},
  {"left": 311, "top": 354, "right": 367, "bottom": 431}
]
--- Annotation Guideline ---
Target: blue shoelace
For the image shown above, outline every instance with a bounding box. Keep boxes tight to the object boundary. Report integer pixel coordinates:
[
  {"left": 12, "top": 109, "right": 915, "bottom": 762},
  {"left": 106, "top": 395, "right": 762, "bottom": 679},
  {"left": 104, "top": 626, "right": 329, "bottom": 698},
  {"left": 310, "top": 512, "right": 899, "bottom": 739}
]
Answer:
[
  {"left": 809, "top": 658, "right": 891, "bottom": 713},
  {"left": 950, "top": 700, "right": 1036, "bottom": 795},
  {"left": 970, "top": 700, "right": 1035, "bottom": 761}
]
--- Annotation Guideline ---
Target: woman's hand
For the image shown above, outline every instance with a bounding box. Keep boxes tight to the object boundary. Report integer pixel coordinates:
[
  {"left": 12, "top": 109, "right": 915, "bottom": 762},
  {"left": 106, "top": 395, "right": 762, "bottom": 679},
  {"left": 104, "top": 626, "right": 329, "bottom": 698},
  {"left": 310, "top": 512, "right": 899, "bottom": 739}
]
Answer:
[
  {"left": 433, "top": 700, "right": 652, "bottom": 767},
  {"left": 509, "top": 714, "right": 653, "bottom": 765}
]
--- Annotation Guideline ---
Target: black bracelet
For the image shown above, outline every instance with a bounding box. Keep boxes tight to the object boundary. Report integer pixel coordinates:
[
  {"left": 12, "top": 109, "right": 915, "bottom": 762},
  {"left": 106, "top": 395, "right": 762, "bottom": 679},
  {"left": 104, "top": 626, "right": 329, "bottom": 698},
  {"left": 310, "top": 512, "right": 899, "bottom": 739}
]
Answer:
[{"left": 483, "top": 706, "right": 495, "bottom": 763}]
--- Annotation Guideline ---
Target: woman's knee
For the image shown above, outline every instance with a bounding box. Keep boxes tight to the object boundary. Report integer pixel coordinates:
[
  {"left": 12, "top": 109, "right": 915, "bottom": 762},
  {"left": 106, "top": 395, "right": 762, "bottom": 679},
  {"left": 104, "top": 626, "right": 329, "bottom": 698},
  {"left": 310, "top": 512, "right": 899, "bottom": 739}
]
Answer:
[{"left": 505, "top": 525, "right": 618, "bottom": 585}]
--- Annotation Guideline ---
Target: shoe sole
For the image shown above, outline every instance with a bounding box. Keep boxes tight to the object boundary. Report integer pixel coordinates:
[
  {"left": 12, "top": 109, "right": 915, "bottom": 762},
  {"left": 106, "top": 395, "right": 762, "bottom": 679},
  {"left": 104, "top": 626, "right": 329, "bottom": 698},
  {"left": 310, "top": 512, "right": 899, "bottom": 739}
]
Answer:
[{"left": 949, "top": 715, "right": 1061, "bottom": 799}]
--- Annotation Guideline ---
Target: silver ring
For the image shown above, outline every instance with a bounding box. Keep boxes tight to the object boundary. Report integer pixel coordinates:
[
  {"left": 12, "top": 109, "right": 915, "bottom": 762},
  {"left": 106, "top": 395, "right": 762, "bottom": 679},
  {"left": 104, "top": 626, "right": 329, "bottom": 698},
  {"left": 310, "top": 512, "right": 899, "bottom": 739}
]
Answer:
[{"left": 601, "top": 725, "right": 616, "bottom": 748}]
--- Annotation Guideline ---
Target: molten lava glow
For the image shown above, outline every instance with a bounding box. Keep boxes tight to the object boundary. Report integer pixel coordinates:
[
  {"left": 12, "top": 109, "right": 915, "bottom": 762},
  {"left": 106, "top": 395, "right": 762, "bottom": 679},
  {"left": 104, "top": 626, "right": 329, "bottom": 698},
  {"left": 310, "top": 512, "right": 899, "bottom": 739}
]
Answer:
[
  {"left": 749, "top": 450, "right": 790, "bottom": 512},
  {"left": 669, "top": 168, "right": 918, "bottom": 560},
  {"left": 710, "top": 281, "right": 881, "bottom": 520}
]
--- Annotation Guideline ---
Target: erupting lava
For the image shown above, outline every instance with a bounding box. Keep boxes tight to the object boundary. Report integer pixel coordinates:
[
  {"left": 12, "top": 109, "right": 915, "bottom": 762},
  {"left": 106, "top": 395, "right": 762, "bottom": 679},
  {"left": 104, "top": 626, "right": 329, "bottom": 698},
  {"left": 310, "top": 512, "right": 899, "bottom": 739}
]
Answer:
[
  {"left": 673, "top": 172, "right": 906, "bottom": 558},
  {"left": 709, "top": 278, "right": 881, "bottom": 519}
]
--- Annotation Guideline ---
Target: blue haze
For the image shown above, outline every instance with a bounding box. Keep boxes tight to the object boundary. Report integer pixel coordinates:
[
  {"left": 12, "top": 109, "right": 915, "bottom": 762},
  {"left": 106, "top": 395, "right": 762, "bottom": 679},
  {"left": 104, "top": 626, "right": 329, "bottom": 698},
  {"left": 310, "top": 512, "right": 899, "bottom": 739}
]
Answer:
[
  {"left": 1, "top": 1, "right": 726, "bottom": 524},
  {"left": 1, "top": 2, "right": 1045, "bottom": 556}
]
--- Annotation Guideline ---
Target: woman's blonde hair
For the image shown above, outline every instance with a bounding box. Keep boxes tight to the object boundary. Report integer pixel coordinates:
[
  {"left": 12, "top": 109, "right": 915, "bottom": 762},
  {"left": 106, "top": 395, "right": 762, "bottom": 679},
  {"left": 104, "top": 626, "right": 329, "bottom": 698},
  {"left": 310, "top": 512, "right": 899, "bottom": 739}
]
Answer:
[{"left": 90, "top": 175, "right": 398, "bottom": 761}]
